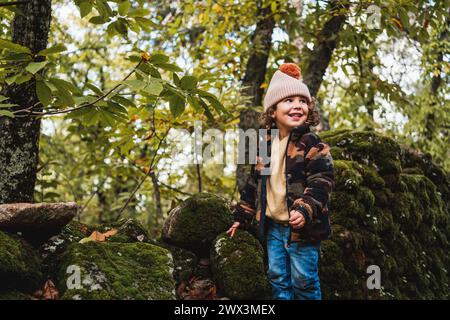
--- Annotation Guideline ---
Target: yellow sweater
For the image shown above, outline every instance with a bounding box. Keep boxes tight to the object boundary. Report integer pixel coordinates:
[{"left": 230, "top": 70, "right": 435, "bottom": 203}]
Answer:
[{"left": 266, "top": 133, "right": 290, "bottom": 223}]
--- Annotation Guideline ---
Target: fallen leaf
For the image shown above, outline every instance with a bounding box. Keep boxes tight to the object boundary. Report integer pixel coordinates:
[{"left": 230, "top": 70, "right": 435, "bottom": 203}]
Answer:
[
  {"left": 89, "top": 230, "right": 106, "bottom": 242},
  {"left": 78, "top": 237, "right": 93, "bottom": 244},
  {"left": 42, "top": 280, "right": 59, "bottom": 300},
  {"left": 79, "top": 228, "right": 118, "bottom": 243},
  {"left": 102, "top": 228, "right": 118, "bottom": 238},
  {"left": 33, "top": 280, "right": 59, "bottom": 300}
]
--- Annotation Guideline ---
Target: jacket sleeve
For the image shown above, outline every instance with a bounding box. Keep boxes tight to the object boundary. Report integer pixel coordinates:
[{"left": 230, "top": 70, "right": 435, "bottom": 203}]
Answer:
[
  {"left": 232, "top": 163, "right": 258, "bottom": 225},
  {"left": 293, "top": 133, "right": 335, "bottom": 224}
]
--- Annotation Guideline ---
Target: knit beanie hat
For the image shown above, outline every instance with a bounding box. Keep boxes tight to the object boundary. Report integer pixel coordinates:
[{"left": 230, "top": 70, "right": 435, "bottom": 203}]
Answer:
[{"left": 263, "top": 63, "right": 311, "bottom": 112}]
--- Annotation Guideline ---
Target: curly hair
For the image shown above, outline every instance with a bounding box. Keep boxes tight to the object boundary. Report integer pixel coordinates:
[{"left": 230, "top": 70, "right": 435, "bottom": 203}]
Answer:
[{"left": 260, "top": 96, "right": 320, "bottom": 129}]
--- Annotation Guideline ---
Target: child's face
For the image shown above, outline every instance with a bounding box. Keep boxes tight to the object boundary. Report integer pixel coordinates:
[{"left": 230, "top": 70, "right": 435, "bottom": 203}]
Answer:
[{"left": 272, "top": 95, "right": 309, "bottom": 131}]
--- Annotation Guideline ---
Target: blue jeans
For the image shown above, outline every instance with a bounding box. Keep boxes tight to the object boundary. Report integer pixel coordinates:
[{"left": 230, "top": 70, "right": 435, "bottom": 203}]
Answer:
[{"left": 266, "top": 218, "right": 321, "bottom": 300}]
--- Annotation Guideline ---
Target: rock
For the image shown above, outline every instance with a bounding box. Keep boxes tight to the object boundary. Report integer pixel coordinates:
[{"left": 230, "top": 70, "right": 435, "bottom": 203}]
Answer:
[
  {"left": 39, "top": 220, "right": 92, "bottom": 278},
  {"left": 155, "top": 240, "right": 198, "bottom": 285},
  {"left": 162, "top": 193, "right": 233, "bottom": 255},
  {"left": 57, "top": 241, "right": 176, "bottom": 300},
  {"left": 99, "top": 218, "right": 150, "bottom": 243},
  {"left": 0, "top": 290, "right": 31, "bottom": 300},
  {"left": 210, "top": 230, "right": 271, "bottom": 300},
  {"left": 320, "top": 129, "right": 402, "bottom": 174},
  {"left": 0, "top": 230, "right": 43, "bottom": 292},
  {"left": 318, "top": 129, "right": 449, "bottom": 299},
  {"left": 0, "top": 202, "right": 78, "bottom": 245}
]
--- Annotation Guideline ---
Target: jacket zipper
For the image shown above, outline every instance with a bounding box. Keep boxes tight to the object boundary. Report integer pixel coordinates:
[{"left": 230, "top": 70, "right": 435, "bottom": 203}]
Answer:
[{"left": 285, "top": 132, "right": 292, "bottom": 247}]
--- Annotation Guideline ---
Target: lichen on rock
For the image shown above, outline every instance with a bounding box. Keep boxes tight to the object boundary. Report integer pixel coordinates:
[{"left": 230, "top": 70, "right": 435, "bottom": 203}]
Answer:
[{"left": 57, "top": 241, "right": 176, "bottom": 300}]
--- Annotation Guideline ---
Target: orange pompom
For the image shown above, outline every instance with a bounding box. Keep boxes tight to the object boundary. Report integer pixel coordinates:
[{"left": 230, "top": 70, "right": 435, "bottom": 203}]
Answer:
[{"left": 279, "top": 63, "right": 302, "bottom": 80}]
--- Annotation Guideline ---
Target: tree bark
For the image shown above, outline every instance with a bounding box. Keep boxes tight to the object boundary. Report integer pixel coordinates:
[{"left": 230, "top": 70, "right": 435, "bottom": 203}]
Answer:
[
  {"left": 302, "top": 0, "right": 348, "bottom": 130},
  {"left": 303, "top": 1, "right": 348, "bottom": 96},
  {"left": 0, "top": 0, "right": 52, "bottom": 204},
  {"left": 237, "top": 0, "right": 275, "bottom": 194}
]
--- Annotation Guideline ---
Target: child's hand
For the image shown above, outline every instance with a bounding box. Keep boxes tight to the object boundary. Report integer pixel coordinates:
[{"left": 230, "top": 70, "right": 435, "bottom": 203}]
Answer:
[
  {"left": 226, "top": 222, "right": 240, "bottom": 238},
  {"left": 289, "top": 210, "right": 305, "bottom": 229}
]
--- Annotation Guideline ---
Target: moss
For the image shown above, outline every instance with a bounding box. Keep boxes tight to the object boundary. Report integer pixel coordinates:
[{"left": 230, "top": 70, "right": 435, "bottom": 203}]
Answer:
[
  {"left": 162, "top": 193, "right": 233, "bottom": 255},
  {"left": 210, "top": 231, "right": 271, "bottom": 300},
  {"left": 333, "top": 160, "right": 363, "bottom": 192},
  {"left": 99, "top": 218, "right": 150, "bottom": 243},
  {"left": 0, "top": 230, "right": 43, "bottom": 291},
  {"left": 316, "top": 129, "right": 449, "bottom": 300},
  {"left": 321, "top": 130, "right": 402, "bottom": 174},
  {"left": 57, "top": 241, "right": 176, "bottom": 300},
  {"left": 0, "top": 290, "right": 31, "bottom": 300},
  {"left": 39, "top": 220, "right": 92, "bottom": 278}
]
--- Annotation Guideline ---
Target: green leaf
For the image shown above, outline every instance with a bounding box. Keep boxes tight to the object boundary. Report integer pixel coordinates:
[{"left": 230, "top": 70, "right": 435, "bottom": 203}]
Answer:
[
  {"left": 168, "top": 94, "right": 185, "bottom": 117},
  {"left": 85, "top": 83, "right": 103, "bottom": 95},
  {"left": 157, "top": 62, "right": 183, "bottom": 73},
  {"left": 118, "top": 1, "right": 131, "bottom": 16},
  {"left": 142, "top": 78, "right": 163, "bottom": 96},
  {"left": 79, "top": 237, "right": 94, "bottom": 244},
  {"left": 198, "top": 97, "right": 215, "bottom": 123},
  {"left": 89, "top": 16, "right": 107, "bottom": 24},
  {"left": 0, "top": 95, "right": 8, "bottom": 103},
  {"left": 52, "top": 82, "right": 75, "bottom": 107},
  {"left": 0, "top": 103, "right": 18, "bottom": 108},
  {"left": 25, "top": 60, "right": 49, "bottom": 74},
  {"left": 111, "top": 95, "right": 135, "bottom": 108},
  {"left": 187, "top": 95, "right": 202, "bottom": 112},
  {"left": 0, "top": 110, "right": 14, "bottom": 118},
  {"left": 123, "top": 79, "right": 146, "bottom": 91},
  {"left": 0, "top": 39, "right": 31, "bottom": 54},
  {"left": 36, "top": 81, "right": 52, "bottom": 107},
  {"left": 180, "top": 75, "right": 198, "bottom": 90},
  {"left": 79, "top": 1, "right": 93, "bottom": 18},
  {"left": 95, "top": 0, "right": 113, "bottom": 18},
  {"left": 114, "top": 18, "right": 128, "bottom": 36},
  {"left": 38, "top": 44, "right": 67, "bottom": 56},
  {"left": 128, "top": 8, "right": 150, "bottom": 17},
  {"left": 49, "top": 78, "right": 81, "bottom": 95},
  {"left": 148, "top": 53, "right": 170, "bottom": 64},
  {"left": 15, "top": 73, "right": 33, "bottom": 85},
  {"left": 134, "top": 17, "right": 161, "bottom": 31},
  {"left": 203, "top": 95, "right": 229, "bottom": 116},
  {"left": 5, "top": 73, "right": 20, "bottom": 85}
]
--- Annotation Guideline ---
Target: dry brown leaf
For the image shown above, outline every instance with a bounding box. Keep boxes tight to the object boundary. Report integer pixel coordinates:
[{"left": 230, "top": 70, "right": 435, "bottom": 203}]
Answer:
[
  {"left": 42, "top": 280, "right": 59, "bottom": 300},
  {"left": 103, "top": 228, "right": 118, "bottom": 238},
  {"left": 33, "top": 280, "right": 59, "bottom": 300},
  {"left": 87, "top": 228, "right": 118, "bottom": 242},
  {"left": 89, "top": 230, "right": 106, "bottom": 242}
]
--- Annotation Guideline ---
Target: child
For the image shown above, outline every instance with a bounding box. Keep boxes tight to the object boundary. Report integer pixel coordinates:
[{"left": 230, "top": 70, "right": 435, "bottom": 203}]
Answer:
[{"left": 226, "top": 63, "right": 335, "bottom": 300}]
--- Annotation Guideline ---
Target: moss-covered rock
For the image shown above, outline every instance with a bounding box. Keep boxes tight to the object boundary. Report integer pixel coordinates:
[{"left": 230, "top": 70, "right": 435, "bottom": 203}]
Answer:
[
  {"left": 99, "top": 218, "right": 150, "bottom": 243},
  {"left": 210, "top": 230, "right": 271, "bottom": 300},
  {"left": 318, "top": 129, "right": 449, "bottom": 300},
  {"left": 39, "top": 220, "right": 92, "bottom": 278},
  {"left": 57, "top": 241, "right": 176, "bottom": 300},
  {"left": 320, "top": 130, "right": 402, "bottom": 175},
  {"left": 0, "top": 290, "right": 32, "bottom": 300},
  {"left": 0, "top": 230, "right": 43, "bottom": 292},
  {"left": 162, "top": 193, "right": 233, "bottom": 255}
]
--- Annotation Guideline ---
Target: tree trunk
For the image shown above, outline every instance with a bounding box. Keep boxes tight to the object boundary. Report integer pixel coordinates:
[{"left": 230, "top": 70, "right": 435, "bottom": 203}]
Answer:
[
  {"left": 302, "top": 0, "right": 348, "bottom": 130},
  {"left": 0, "top": 0, "right": 52, "bottom": 204},
  {"left": 237, "top": 0, "right": 275, "bottom": 194}
]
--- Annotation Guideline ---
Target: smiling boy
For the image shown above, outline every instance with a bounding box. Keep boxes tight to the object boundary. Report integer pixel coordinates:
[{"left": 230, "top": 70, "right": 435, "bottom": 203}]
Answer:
[{"left": 227, "top": 63, "right": 335, "bottom": 300}]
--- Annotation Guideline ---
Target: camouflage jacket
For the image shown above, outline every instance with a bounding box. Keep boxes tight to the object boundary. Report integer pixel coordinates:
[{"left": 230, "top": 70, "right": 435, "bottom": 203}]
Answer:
[{"left": 233, "top": 123, "right": 335, "bottom": 245}]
